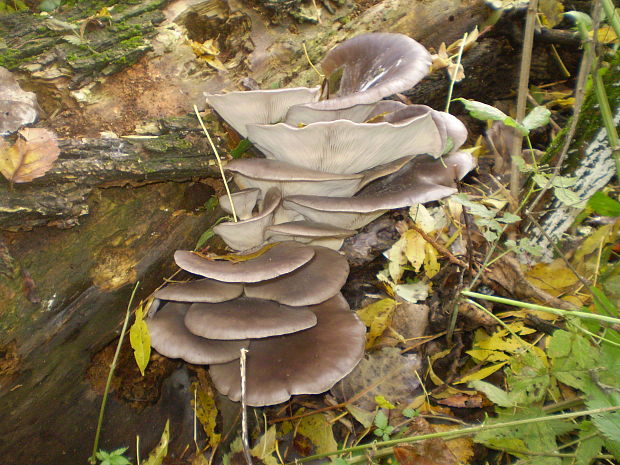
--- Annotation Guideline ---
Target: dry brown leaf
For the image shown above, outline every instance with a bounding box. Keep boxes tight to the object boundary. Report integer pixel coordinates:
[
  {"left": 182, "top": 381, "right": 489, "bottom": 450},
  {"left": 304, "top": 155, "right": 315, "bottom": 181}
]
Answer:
[
  {"left": 436, "top": 393, "right": 485, "bottom": 408},
  {"left": 0, "top": 128, "right": 60, "bottom": 183},
  {"left": 395, "top": 418, "right": 459, "bottom": 465}
]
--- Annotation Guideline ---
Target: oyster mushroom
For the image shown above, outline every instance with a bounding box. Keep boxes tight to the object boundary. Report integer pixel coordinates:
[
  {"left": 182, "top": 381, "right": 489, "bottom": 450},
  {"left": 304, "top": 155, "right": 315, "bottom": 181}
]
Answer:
[
  {"left": 213, "top": 187, "right": 281, "bottom": 251},
  {"left": 206, "top": 87, "right": 320, "bottom": 138},
  {"left": 309, "top": 33, "right": 432, "bottom": 110},
  {"left": 244, "top": 245, "right": 349, "bottom": 306},
  {"left": 185, "top": 298, "right": 317, "bottom": 339},
  {"left": 209, "top": 293, "right": 365, "bottom": 406},
  {"left": 154, "top": 278, "right": 243, "bottom": 303},
  {"left": 284, "top": 100, "right": 407, "bottom": 126},
  {"left": 246, "top": 113, "right": 443, "bottom": 174},
  {"left": 218, "top": 188, "right": 260, "bottom": 220},
  {"left": 173, "top": 241, "right": 315, "bottom": 283},
  {"left": 148, "top": 302, "right": 249, "bottom": 364}
]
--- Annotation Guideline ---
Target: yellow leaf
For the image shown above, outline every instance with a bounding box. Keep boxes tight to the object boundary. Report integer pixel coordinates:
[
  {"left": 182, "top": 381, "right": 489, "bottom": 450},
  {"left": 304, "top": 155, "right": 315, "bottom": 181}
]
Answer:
[
  {"left": 386, "top": 236, "right": 408, "bottom": 282},
  {"left": 424, "top": 242, "right": 440, "bottom": 278},
  {"left": 212, "top": 242, "right": 277, "bottom": 262},
  {"left": 404, "top": 229, "right": 426, "bottom": 272},
  {"left": 130, "top": 303, "right": 151, "bottom": 376},
  {"left": 539, "top": 0, "right": 564, "bottom": 27},
  {"left": 589, "top": 25, "right": 618, "bottom": 43},
  {"left": 251, "top": 425, "right": 279, "bottom": 465},
  {"left": 526, "top": 259, "right": 579, "bottom": 294},
  {"left": 192, "top": 377, "right": 221, "bottom": 449},
  {"left": 456, "top": 362, "right": 508, "bottom": 384},
  {"left": 410, "top": 204, "right": 435, "bottom": 233},
  {"left": 0, "top": 128, "right": 60, "bottom": 183},
  {"left": 143, "top": 420, "right": 169, "bottom": 465},
  {"left": 375, "top": 395, "right": 396, "bottom": 409},
  {"left": 574, "top": 222, "right": 618, "bottom": 263},
  {"left": 296, "top": 412, "right": 338, "bottom": 454},
  {"left": 356, "top": 298, "right": 399, "bottom": 349},
  {"left": 466, "top": 349, "right": 512, "bottom": 363},
  {"left": 433, "top": 423, "right": 475, "bottom": 464}
]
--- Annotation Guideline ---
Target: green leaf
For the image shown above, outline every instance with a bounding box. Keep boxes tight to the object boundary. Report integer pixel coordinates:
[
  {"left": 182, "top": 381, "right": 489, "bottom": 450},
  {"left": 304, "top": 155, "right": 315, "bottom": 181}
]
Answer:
[
  {"left": 230, "top": 139, "right": 252, "bottom": 159},
  {"left": 575, "top": 421, "right": 604, "bottom": 465},
  {"left": 129, "top": 304, "right": 151, "bottom": 376},
  {"left": 554, "top": 186, "right": 586, "bottom": 208},
  {"left": 39, "top": 0, "right": 61, "bottom": 11},
  {"left": 565, "top": 10, "right": 593, "bottom": 31},
  {"left": 374, "top": 410, "right": 388, "bottom": 430},
  {"left": 522, "top": 106, "right": 551, "bottom": 131},
  {"left": 588, "top": 191, "right": 620, "bottom": 216},
  {"left": 455, "top": 98, "right": 528, "bottom": 135},
  {"left": 375, "top": 395, "right": 396, "bottom": 409},
  {"left": 144, "top": 420, "right": 170, "bottom": 465},
  {"left": 548, "top": 330, "right": 597, "bottom": 391},
  {"left": 470, "top": 380, "right": 515, "bottom": 407},
  {"left": 402, "top": 408, "right": 418, "bottom": 418}
]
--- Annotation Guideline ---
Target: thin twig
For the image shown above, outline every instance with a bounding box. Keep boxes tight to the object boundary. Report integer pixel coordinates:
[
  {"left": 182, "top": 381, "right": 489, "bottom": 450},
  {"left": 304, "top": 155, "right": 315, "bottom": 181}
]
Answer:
[
  {"left": 89, "top": 282, "right": 140, "bottom": 464},
  {"left": 240, "top": 348, "right": 253, "bottom": 465},
  {"left": 193, "top": 105, "right": 238, "bottom": 222},
  {"left": 510, "top": 0, "right": 539, "bottom": 210}
]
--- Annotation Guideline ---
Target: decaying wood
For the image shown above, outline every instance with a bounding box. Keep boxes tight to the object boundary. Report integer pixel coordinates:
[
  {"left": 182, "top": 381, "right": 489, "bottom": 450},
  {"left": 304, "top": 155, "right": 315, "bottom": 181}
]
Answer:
[{"left": 0, "top": 116, "right": 220, "bottom": 230}]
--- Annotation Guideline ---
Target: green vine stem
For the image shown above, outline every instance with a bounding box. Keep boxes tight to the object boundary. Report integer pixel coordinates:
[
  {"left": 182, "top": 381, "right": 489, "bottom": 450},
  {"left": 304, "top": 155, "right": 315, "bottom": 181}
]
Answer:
[
  {"left": 89, "top": 282, "right": 140, "bottom": 464},
  {"left": 283, "top": 405, "right": 620, "bottom": 464},
  {"left": 601, "top": 0, "right": 620, "bottom": 39},
  {"left": 461, "top": 290, "right": 620, "bottom": 325}
]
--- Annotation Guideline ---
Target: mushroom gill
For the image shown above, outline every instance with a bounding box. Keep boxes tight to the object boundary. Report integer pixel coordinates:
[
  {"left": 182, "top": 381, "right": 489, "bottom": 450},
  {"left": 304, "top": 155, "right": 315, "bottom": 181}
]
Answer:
[{"left": 148, "top": 32, "right": 475, "bottom": 407}]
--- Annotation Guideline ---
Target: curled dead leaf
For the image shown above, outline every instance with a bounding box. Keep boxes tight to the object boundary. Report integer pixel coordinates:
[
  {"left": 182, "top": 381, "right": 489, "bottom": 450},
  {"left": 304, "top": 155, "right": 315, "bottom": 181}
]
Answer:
[
  {"left": 0, "top": 67, "right": 38, "bottom": 135},
  {"left": 0, "top": 128, "right": 60, "bottom": 184}
]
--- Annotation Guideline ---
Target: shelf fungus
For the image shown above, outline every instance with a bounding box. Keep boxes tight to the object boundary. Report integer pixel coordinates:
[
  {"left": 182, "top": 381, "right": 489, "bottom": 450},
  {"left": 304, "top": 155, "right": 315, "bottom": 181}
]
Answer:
[{"left": 149, "top": 33, "right": 475, "bottom": 406}]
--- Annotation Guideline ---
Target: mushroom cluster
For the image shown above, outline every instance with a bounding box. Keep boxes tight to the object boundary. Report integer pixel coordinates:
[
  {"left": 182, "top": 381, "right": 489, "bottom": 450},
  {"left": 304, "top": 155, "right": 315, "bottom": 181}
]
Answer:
[{"left": 148, "top": 33, "right": 475, "bottom": 406}]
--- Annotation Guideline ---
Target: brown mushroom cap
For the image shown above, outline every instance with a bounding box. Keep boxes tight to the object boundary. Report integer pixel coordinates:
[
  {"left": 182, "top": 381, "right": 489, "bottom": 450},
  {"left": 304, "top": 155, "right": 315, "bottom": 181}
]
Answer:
[
  {"left": 206, "top": 86, "right": 320, "bottom": 137},
  {"left": 154, "top": 278, "right": 244, "bottom": 303},
  {"left": 148, "top": 302, "right": 248, "bottom": 364},
  {"left": 185, "top": 298, "right": 317, "bottom": 339},
  {"left": 174, "top": 241, "right": 315, "bottom": 283},
  {"left": 309, "top": 33, "right": 432, "bottom": 110},
  {"left": 244, "top": 246, "right": 349, "bottom": 306},
  {"left": 246, "top": 114, "right": 442, "bottom": 174},
  {"left": 213, "top": 187, "right": 281, "bottom": 251},
  {"left": 209, "top": 293, "right": 366, "bottom": 406}
]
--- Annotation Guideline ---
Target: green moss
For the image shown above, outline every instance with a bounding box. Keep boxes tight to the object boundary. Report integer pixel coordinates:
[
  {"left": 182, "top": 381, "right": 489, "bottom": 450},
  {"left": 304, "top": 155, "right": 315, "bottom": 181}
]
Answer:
[{"left": 142, "top": 135, "right": 195, "bottom": 153}]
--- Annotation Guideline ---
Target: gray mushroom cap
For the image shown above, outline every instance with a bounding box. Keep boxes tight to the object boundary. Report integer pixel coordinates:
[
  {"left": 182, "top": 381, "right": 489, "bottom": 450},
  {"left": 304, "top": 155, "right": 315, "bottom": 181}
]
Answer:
[
  {"left": 282, "top": 151, "right": 475, "bottom": 229},
  {"left": 173, "top": 241, "right": 315, "bottom": 283},
  {"left": 209, "top": 293, "right": 366, "bottom": 406},
  {"left": 244, "top": 246, "right": 349, "bottom": 306},
  {"left": 206, "top": 86, "right": 320, "bottom": 138},
  {"left": 185, "top": 298, "right": 317, "bottom": 339},
  {"left": 147, "top": 302, "right": 248, "bottom": 364},
  {"left": 226, "top": 157, "right": 413, "bottom": 198},
  {"left": 285, "top": 100, "right": 407, "bottom": 126},
  {"left": 154, "top": 278, "right": 244, "bottom": 303},
  {"left": 213, "top": 187, "right": 281, "bottom": 251},
  {"left": 246, "top": 114, "right": 442, "bottom": 174},
  {"left": 219, "top": 188, "right": 260, "bottom": 220},
  {"left": 309, "top": 33, "right": 432, "bottom": 110}
]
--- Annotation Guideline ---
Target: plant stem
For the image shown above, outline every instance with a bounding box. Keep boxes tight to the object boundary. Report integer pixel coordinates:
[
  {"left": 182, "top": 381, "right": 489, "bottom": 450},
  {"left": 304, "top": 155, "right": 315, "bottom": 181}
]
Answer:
[
  {"left": 601, "top": 0, "right": 620, "bottom": 39},
  {"left": 89, "top": 282, "right": 140, "bottom": 464},
  {"left": 193, "top": 105, "right": 238, "bottom": 223},
  {"left": 284, "top": 405, "right": 620, "bottom": 464},
  {"left": 461, "top": 290, "right": 620, "bottom": 325},
  {"left": 510, "top": 0, "right": 538, "bottom": 212},
  {"left": 445, "top": 31, "right": 468, "bottom": 113}
]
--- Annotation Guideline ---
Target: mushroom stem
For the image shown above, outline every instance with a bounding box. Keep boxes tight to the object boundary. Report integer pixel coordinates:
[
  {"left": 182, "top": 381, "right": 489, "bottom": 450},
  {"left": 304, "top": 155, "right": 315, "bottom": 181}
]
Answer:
[
  {"left": 194, "top": 104, "right": 238, "bottom": 223},
  {"left": 240, "top": 348, "right": 254, "bottom": 465}
]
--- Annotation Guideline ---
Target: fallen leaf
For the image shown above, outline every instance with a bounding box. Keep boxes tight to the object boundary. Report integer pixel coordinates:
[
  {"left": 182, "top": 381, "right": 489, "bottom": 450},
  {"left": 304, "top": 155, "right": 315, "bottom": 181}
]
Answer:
[
  {"left": 456, "top": 362, "right": 508, "bottom": 384},
  {"left": 295, "top": 411, "right": 338, "bottom": 455},
  {"left": 192, "top": 371, "right": 221, "bottom": 449},
  {"left": 143, "top": 420, "right": 169, "bottom": 465},
  {"left": 251, "top": 425, "right": 278, "bottom": 465},
  {"left": 395, "top": 418, "right": 459, "bottom": 465},
  {"left": 526, "top": 259, "right": 579, "bottom": 294},
  {"left": 356, "top": 298, "right": 399, "bottom": 349},
  {"left": 436, "top": 393, "right": 485, "bottom": 408},
  {"left": 0, "top": 128, "right": 60, "bottom": 183},
  {"left": 130, "top": 301, "right": 151, "bottom": 376}
]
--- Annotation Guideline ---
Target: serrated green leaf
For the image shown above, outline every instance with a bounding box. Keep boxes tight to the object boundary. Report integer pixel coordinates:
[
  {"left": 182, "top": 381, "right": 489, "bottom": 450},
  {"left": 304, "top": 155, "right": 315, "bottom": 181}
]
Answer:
[
  {"left": 455, "top": 98, "right": 510, "bottom": 122},
  {"left": 588, "top": 191, "right": 620, "bottom": 216},
  {"left": 522, "top": 106, "right": 551, "bottom": 131},
  {"left": 575, "top": 421, "right": 604, "bottom": 465},
  {"left": 470, "top": 380, "right": 515, "bottom": 407},
  {"left": 498, "top": 212, "right": 521, "bottom": 223},
  {"left": 130, "top": 304, "right": 151, "bottom": 376},
  {"left": 549, "top": 330, "right": 597, "bottom": 391},
  {"left": 551, "top": 175, "right": 577, "bottom": 188},
  {"left": 554, "top": 186, "right": 586, "bottom": 208},
  {"left": 374, "top": 410, "right": 388, "bottom": 429}
]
